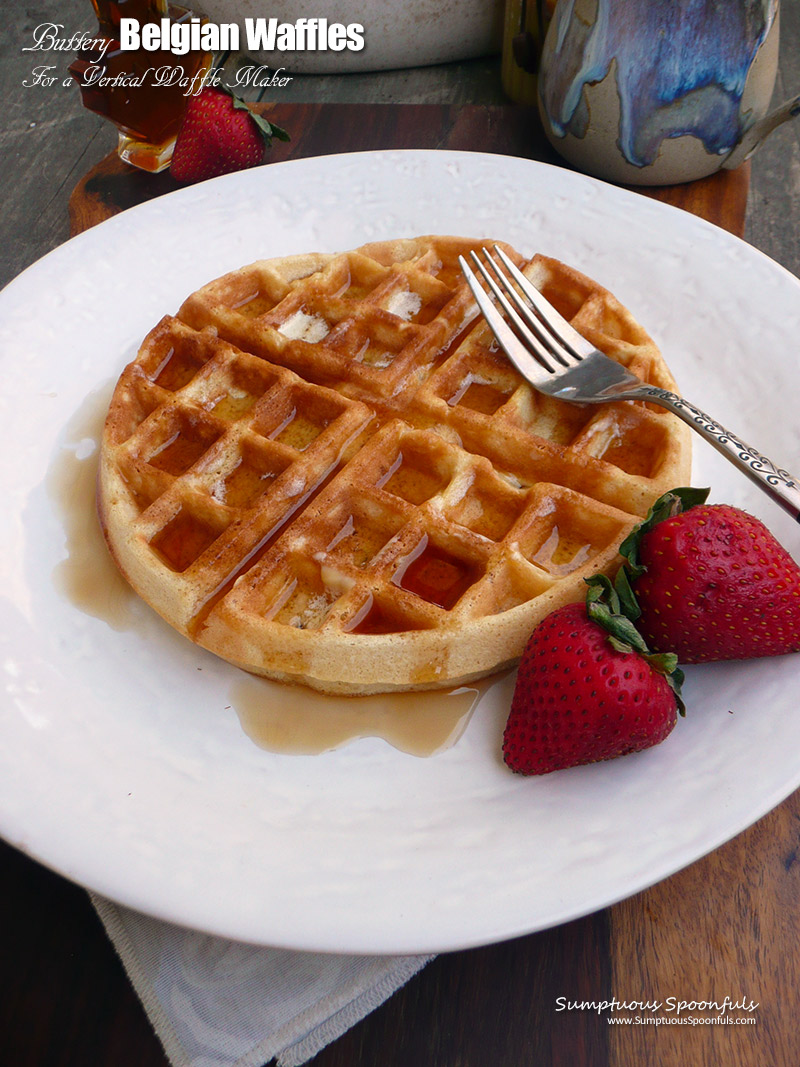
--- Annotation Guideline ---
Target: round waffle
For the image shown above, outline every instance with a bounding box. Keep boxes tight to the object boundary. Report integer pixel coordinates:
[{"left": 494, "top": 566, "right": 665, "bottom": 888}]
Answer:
[{"left": 98, "top": 236, "right": 691, "bottom": 693}]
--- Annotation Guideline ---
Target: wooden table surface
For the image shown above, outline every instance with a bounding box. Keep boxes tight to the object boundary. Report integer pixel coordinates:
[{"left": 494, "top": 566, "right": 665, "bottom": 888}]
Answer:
[{"left": 3, "top": 3, "right": 800, "bottom": 1063}]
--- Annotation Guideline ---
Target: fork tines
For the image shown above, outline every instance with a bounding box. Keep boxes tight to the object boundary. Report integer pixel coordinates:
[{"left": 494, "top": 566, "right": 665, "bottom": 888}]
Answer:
[{"left": 459, "top": 246, "right": 586, "bottom": 376}]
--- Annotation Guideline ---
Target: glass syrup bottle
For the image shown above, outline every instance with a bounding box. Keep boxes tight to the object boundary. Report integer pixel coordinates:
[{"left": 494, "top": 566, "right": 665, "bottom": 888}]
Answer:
[{"left": 70, "top": 0, "right": 213, "bottom": 172}]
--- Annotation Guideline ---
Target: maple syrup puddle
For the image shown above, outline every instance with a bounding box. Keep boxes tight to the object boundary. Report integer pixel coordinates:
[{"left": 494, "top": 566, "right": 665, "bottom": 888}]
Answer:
[
  {"left": 47, "top": 383, "right": 137, "bottom": 629},
  {"left": 49, "top": 385, "right": 501, "bottom": 758},
  {"left": 230, "top": 673, "right": 504, "bottom": 757}
]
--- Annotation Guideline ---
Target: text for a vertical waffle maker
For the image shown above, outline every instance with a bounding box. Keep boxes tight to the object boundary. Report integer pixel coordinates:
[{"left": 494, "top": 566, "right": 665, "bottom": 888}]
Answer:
[{"left": 119, "top": 18, "right": 365, "bottom": 55}]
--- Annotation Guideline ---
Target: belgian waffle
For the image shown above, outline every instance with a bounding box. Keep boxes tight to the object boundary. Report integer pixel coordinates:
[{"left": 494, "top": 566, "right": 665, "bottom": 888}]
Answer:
[{"left": 98, "top": 236, "right": 691, "bottom": 693}]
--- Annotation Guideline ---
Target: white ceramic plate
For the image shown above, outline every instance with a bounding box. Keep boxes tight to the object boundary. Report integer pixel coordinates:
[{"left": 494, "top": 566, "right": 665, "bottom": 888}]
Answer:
[{"left": 1, "top": 151, "right": 799, "bottom": 955}]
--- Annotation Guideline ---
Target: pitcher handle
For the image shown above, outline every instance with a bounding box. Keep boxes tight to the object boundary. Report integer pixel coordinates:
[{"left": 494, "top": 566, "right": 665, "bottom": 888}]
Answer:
[{"left": 724, "top": 92, "right": 800, "bottom": 169}]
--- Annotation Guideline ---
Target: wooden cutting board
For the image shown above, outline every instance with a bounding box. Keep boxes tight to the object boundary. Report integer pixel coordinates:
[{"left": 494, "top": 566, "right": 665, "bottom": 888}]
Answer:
[{"left": 67, "top": 103, "right": 800, "bottom": 1067}]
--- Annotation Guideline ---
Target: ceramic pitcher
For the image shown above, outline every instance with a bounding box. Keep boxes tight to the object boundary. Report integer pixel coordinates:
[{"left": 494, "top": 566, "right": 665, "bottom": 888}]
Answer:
[{"left": 538, "top": 0, "right": 800, "bottom": 185}]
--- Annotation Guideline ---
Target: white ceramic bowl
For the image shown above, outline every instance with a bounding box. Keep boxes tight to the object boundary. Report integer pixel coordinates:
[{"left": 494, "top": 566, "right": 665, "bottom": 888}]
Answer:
[{"left": 202, "top": 0, "right": 503, "bottom": 73}]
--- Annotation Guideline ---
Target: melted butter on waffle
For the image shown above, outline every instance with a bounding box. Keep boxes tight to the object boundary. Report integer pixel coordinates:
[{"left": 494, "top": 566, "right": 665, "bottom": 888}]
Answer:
[{"left": 98, "top": 237, "right": 691, "bottom": 693}]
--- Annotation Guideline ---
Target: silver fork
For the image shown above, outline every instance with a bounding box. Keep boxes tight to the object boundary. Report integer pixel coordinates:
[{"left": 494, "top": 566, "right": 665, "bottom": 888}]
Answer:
[{"left": 459, "top": 246, "right": 800, "bottom": 522}]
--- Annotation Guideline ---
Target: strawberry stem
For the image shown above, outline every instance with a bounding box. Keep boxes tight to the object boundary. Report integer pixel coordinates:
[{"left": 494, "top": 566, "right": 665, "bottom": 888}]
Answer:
[
  {"left": 232, "top": 94, "right": 290, "bottom": 144},
  {"left": 586, "top": 575, "right": 648, "bottom": 653},
  {"left": 584, "top": 572, "right": 686, "bottom": 715}
]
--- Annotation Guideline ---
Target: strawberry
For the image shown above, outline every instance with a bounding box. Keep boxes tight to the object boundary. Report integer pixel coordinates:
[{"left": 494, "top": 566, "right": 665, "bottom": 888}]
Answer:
[
  {"left": 170, "top": 88, "right": 289, "bottom": 184},
  {"left": 618, "top": 488, "right": 800, "bottom": 663},
  {"left": 503, "top": 578, "right": 683, "bottom": 776}
]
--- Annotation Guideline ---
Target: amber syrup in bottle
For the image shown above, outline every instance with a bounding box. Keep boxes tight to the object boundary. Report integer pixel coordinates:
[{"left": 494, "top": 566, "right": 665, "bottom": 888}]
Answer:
[{"left": 70, "top": 0, "right": 212, "bottom": 172}]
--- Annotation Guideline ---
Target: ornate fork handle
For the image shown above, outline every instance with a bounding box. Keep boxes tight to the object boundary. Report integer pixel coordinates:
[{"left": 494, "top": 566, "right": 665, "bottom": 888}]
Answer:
[{"left": 638, "top": 386, "right": 800, "bottom": 522}]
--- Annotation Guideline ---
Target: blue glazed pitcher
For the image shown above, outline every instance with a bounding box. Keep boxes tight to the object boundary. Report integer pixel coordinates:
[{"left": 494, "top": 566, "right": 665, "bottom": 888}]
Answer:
[{"left": 538, "top": 0, "right": 800, "bottom": 184}]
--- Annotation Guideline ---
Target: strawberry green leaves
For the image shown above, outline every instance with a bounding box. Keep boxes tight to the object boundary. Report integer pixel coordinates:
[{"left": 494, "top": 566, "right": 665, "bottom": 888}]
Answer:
[{"left": 585, "top": 573, "right": 685, "bottom": 715}]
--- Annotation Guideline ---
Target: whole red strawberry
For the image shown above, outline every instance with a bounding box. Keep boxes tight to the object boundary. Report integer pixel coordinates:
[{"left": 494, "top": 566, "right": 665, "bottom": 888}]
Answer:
[
  {"left": 503, "top": 581, "right": 683, "bottom": 776},
  {"left": 171, "top": 88, "right": 289, "bottom": 184},
  {"left": 619, "top": 488, "right": 800, "bottom": 663}
]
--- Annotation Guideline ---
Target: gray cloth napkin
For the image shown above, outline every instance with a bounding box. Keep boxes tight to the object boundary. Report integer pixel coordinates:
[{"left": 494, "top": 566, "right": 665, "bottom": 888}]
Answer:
[{"left": 92, "top": 895, "right": 433, "bottom": 1067}]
